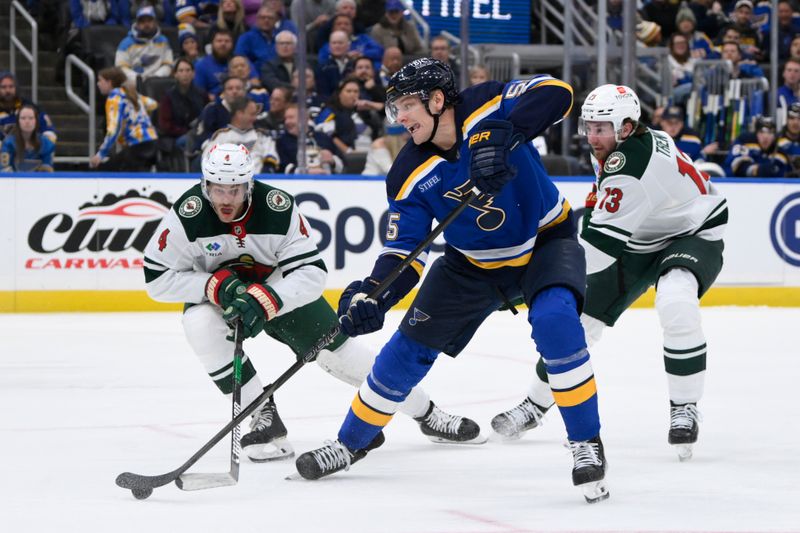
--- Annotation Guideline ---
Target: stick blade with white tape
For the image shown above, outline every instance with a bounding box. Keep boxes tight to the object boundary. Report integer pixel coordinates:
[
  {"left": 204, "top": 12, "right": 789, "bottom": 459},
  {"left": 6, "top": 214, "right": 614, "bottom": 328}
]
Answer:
[{"left": 175, "top": 472, "right": 238, "bottom": 491}]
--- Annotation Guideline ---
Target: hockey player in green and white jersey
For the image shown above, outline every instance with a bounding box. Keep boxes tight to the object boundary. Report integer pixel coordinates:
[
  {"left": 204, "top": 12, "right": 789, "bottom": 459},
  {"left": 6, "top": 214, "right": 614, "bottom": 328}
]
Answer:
[
  {"left": 491, "top": 85, "right": 728, "bottom": 461},
  {"left": 143, "top": 143, "right": 484, "bottom": 463}
]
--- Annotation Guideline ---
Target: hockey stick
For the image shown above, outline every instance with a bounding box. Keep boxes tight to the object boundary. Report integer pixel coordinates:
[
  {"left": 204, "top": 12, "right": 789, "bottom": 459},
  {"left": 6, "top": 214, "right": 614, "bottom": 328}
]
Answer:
[
  {"left": 115, "top": 189, "right": 480, "bottom": 499},
  {"left": 174, "top": 319, "right": 244, "bottom": 491}
]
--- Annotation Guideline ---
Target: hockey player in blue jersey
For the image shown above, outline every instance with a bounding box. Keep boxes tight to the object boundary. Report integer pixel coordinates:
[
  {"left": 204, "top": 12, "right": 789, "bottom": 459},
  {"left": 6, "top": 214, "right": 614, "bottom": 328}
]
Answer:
[{"left": 294, "top": 58, "right": 610, "bottom": 503}]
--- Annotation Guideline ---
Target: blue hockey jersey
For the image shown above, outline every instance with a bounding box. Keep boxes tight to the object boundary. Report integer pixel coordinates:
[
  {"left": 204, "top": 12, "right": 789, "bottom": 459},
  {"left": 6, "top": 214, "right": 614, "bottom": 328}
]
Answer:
[{"left": 371, "top": 76, "right": 574, "bottom": 291}]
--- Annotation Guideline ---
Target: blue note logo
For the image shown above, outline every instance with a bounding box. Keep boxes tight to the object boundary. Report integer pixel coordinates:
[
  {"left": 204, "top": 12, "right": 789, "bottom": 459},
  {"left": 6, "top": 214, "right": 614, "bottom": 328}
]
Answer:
[
  {"left": 770, "top": 192, "right": 800, "bottom": 266},
  {"left": 408, "top": 307, "right": 430, "bottom": 326}
]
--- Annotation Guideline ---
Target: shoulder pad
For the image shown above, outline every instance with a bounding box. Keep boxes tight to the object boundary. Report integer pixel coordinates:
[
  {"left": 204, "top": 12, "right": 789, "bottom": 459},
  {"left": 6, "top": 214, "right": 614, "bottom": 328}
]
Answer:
[
  {"left": 386, "top": 141, "right": 444, "bottom": 200},
  {"left": 600, "top": 129, "right": 654, "bottom": 180}
]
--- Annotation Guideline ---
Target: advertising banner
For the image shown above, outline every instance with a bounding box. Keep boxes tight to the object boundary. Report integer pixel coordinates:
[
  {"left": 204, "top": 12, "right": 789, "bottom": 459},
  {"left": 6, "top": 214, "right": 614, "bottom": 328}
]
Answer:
[
  {"left": 2, "top": 174, "right": 800, "bottom": 311},
  {"left": 408, "top": 0, "right": 531, "bottom": 44}
]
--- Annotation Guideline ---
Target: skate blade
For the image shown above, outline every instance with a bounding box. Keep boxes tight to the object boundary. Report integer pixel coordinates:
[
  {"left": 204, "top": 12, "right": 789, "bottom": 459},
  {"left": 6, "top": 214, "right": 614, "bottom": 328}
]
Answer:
[
  {"left": 284, "top": 472, "right": 306, "bottom": 481},
  {"left": 427, "top": 433, "right": 489, "bottom": 445},
  {"left": 245, "top": 437, "right": 295, "bottom": 463},
  {"left": 674, "top": 444, "right": 693, "bottom": 462},
  {"left": 580, "top": 480, "right": 610, "bottom": 504},
  {"left": 490, "top": 430, "right": 525, "bottom": 442}
]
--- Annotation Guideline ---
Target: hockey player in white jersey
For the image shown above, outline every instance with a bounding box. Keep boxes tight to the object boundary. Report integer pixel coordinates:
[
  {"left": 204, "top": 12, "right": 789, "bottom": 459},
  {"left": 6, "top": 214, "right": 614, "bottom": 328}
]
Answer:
[
  {"left": 143, "top": 143, "right": 484, "bottom": 462},
  {"left": 491, "top": 85, "right": 728, "bottom": 461}
]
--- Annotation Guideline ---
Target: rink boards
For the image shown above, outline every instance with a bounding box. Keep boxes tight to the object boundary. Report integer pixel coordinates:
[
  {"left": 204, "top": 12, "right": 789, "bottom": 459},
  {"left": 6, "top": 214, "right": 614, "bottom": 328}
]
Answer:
[{"left": 1, "top": 173, "right": 799, "bottom": 312}]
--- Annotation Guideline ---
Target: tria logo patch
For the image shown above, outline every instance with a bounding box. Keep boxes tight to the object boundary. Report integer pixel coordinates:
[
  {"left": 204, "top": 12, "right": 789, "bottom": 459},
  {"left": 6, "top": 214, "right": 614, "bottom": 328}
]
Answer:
[
  {"left": 179, "top": 195, "right": 203, "bottom": 218},
  {"left": 408, "top": 307, "right": 430, "bottom": 326},
  {"left": 604, "top": 152, "right": 626, "bottom": 173}
]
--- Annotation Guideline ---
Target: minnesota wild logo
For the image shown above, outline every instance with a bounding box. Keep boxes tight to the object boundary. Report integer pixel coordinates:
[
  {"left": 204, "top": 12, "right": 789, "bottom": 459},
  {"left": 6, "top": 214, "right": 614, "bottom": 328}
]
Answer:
[
  {"left": 266, "top": 190, "right": 291, "bottom": 212},
  {"left": 179, "top": 195, "right": 203, "bottom": 218},
  {"left": 604, "top": 152, "right": 626, "bottom": 173}
]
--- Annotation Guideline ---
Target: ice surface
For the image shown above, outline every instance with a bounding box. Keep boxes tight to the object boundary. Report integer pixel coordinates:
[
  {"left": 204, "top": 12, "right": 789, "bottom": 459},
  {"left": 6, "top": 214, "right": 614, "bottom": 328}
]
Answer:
[{"left": 1, "top": 308, "right": 798, "bottom": 532}]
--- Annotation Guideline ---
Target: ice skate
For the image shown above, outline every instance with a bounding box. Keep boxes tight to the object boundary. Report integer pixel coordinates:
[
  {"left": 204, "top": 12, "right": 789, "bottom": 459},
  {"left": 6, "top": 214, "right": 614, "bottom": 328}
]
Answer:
[
  {"left": 295, "top": 432, "right": 385, "bottom": 480},
  {"left": 490, "top": 397, "right": 549, "bottom": 440},
  {"left": 415, "top": 401, "right": 487, "bottom": 444},
  {"left": 668, "top": 402, "right": 700, "bottom": 461},
  {"left": 241, "top": 397, "right": 295, "bottom": 462},
  {"left": 567, "top": 436, "right": 610, "bottom": 504}
]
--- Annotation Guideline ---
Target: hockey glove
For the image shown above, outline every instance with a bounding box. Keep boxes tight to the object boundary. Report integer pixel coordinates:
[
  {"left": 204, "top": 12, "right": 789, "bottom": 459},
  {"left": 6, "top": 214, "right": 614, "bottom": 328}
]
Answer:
[
  {"left": 222, "top": 284, "right": 283, "bottom": 338},
  {"left": 338, "top": 277, "right": 394, "bottom": 337},
  {"left": 754, "top": 161, "right": 783, "bottom": 177},
  {"left": 468, "top": 119, "right": 525, "bottom": 196},
  {"left": 205, "top": 268, "right": 247, "bottom": 309}
]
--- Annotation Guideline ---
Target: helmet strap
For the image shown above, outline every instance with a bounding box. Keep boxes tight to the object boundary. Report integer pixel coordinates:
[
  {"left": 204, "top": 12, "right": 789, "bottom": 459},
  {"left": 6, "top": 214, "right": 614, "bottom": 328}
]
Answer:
[{"left": 424, "top": 97, "right": 442, "bottom": 144}]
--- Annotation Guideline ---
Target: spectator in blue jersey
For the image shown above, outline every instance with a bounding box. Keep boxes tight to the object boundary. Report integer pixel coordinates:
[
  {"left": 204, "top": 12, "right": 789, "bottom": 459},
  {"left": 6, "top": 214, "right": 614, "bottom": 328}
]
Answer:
[
  {"left": 228, "top": 55, "right": 269, "bottom": 112},
  {"left": 0, "top": 72, "right": 56, "bottom": 143},
  {"left": 195, "top": 75, "right": 245, "bottom": 149},
  {"left": 317, "top": 14, "right": 383, "bottom": 70},
  {"left": 778, "top": 102, "right": 800, "bottom": 176},
  {"left": 724, "top": 116, "right": 788, "bottom": 177},
  {"left": 674, "top": 3, "right": 718, "bottom": 59},
  {"left": 91, "top": 66, "right": 158, "bottom": 171},
  {"left": 124, "top": 0, "right": 173, "bottom": 25},
  {"left": 158, "top": 58, "right": 207, "bottom": 150},
  {"left": 607, "top": 0, "right": 622, "bottom": 31},
  {"left": 0, "top": 104, "right": 55, "bottom": 172},
  {"left": 721, "top": 41, "right": 766, "bottom": 79},
  {"left": 194, "top": 28, "right": 236, "bottom": 96},
  {"left": 777, "top": 58, "right": 800, "bottom": 109},
  {"left": 277, "top": 103, "right": 343, "bottom": 174},
  {"left": 760, "top": 0, "right": 800, "bottom": 61},
  {"left": 235, "top": 5, "right": 285, "bottom": 72},
  {"left": 315, "top": 30, "right": 353, "bottom": 100},
  {"left": 719, "top": 0, "right": 763, "bottom": 60},
  {"left": 660, "top": 105, "right": 717, "bottom": 161},
  {"left": 178, "top": 24, "right": 203, "bottom": 64},
  {"left": 314, "top": 0, "right": 365, "bottom": 53},
  {"left": 115, "top": 6, "right": 174, "bottom": 83},
  {"left": 314, "top": 76, "right": 362, "bottom": 153},
  {"left": 260, "top": 30, "right": 297, "bottom": 92}
]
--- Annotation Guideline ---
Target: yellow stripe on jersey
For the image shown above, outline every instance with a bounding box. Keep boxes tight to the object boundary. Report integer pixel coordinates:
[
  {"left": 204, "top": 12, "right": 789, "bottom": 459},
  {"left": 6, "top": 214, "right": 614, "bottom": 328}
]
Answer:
[
  {"left": 465, "top": 251, "right": 532, "bottom": 269},
  {"left": 382, "top": 252, "right": 425, "bottom": 276},
  {"left": 539, "top": 199, "right": 571, "bottom": 233},
  {"left": 681, "top": 134, "right": 702, "bottom": 143},
  {"left": 351, "top": 394, "right": 394, "bottom": 426},
  {"left": 395, "top": 155, "right": 445, "bottom": 200},
  {"left": 532, "top": 79, "right": 574, "bottom": 117},
  {"left": 461, "top": 95, "right": 502, "bottom": 138},
  {"left": 552, "top": 377, "right": 597, "bottom": 407}
]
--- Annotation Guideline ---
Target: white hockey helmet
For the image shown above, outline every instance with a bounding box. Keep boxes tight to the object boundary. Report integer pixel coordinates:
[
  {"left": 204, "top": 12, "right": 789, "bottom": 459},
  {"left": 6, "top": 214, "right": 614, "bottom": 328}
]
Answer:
[
  {"left": 579, "top": 84, "right": 641, "bottom": 143},
  {"left": 201, "top": 143, "right": 255, "bottom": 201}
]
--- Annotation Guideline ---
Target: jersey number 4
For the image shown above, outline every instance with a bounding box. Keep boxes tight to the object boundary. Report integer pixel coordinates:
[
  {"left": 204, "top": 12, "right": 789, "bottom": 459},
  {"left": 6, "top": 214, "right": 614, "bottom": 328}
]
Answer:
[{"left": 676, "top": 150, "right": 709, "bottom": 194}]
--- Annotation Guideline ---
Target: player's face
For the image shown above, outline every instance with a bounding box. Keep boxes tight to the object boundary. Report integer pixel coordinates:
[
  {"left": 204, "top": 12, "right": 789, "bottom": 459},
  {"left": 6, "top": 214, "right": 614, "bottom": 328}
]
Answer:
[
  {"left": 757, "top": 129, "right": 775, "bottom": 150},
  {"left": 788, "top": 114, "right": 800, "bottom": 134},
  {"left": 394, "top": 95, "right": 431, "bottom": 144},
  {"left": 207, "top": 182, "right": 248, "bottom": 222},
  {"left": 583, "top": 120, "right": 617, "bottom": 160}
]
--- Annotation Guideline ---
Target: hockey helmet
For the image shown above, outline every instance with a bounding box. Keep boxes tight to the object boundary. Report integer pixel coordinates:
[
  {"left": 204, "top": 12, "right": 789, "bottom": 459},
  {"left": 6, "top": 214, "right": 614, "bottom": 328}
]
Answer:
[
  {"left": 385, "top": 57, "right": 460, "bottom": 124},
  {"left": 201, "top": 143, "right": 255, "bottom": 202},
  {"left": 754, "top": 115, "right": 777, "bottom": 133},
  {"left": 789, "top": 103, "right": 800, "bottom": 119},
  {"left": 579, "top": 84, "right": 641, "bottom": 143}
]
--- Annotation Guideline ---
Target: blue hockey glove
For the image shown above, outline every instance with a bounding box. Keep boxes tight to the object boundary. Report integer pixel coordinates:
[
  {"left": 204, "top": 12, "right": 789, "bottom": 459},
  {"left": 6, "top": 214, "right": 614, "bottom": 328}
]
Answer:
[
  {"left": 755, "top": 161, "right": 783, "bottom": 177},
  {"left": 222, "top": 284, "right": 283, "bottom": 339},
  {"left": 468, "top": 119, "right": 525, "bottom": 195},
  {"left": 338, "top": 278, "right": 392, "bottom": 337},
  {"left": 205, "top": 268, "right": 247, "bottom": 309}
]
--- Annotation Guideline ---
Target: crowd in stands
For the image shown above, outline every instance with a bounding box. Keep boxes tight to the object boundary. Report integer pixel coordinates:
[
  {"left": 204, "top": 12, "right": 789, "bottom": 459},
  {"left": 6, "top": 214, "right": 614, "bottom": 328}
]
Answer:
[{"left": 5, "top": 0, "right": 800, "bottom": 176}]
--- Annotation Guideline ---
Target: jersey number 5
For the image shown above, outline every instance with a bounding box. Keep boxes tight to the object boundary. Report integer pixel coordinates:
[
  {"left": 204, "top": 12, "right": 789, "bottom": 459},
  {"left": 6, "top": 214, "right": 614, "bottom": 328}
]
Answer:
[
  {"left": 676, "top": 150, "right": 708, "bottom": 194},
  {"left": 598, "top": 187, "right": 622, "bottom": 213}
]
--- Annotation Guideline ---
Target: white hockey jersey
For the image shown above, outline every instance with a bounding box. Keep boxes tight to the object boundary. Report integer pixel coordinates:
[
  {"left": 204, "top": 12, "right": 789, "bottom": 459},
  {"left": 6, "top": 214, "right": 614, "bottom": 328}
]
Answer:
[
  {"left": 581, "top": 128, "right": 728, "bottom": 275},
  {"left": 143, "top": 181, "right": 326, "bottom": 316}
]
